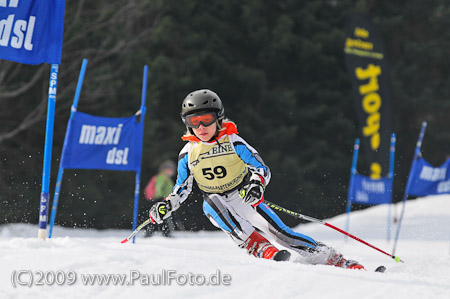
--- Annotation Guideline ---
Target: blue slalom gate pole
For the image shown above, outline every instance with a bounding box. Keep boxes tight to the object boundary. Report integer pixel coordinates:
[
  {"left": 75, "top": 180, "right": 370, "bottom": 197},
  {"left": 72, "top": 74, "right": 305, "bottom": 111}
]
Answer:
[
  {"left": 38, "top": 64, "right": 60, "bottom": 239},
  {"left": 48, "top": 59, "right": 88, "bottom": 238},
  {"left": 133, "top": 171, "right": 141, "bottom": 244},
  {"left": 392, "top": 122, "right": 427, "bottom": 255},
  {"left": 132, "top": 65, "right": 148, "bottom": 243},
  {"left": 387, "top": 133, "right": 396, "bottom": 241},
  {"left": 345, "top": 138, "right": 360, "bottom": 235}
]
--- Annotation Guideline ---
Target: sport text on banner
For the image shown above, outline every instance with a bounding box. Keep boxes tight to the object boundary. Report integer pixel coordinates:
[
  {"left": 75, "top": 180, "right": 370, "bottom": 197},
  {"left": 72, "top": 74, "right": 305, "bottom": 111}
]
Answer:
[
  {"left": 344, "top": 13, "right": 393, "bottom": 179},
  {"left": 0, "top": 0, "right": 65, "bottom": 64},
  {"left": 60, "top": 112, "right": 144, "bottom": 172},
  {"left": 407, "top": 157, "right": 450, "bottom": 196},
  {"left": 350, "top": 174, "right": 392, "bottom": 205}
]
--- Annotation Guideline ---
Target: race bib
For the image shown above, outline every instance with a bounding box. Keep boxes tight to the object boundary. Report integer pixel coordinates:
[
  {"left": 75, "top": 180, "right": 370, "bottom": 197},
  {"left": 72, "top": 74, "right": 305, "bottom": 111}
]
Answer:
[{"left": 190, "top": 137, "right": 247, "bottom": 193}]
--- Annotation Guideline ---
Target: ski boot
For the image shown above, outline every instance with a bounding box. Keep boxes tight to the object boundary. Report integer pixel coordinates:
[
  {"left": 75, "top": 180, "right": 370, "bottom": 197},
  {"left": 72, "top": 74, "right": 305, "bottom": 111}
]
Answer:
[
  {"left": 240, "top": 230, "right": 291, "bottom": 261},
  {"left": 341, "top": 259, "right": 365, "bottom": 270},
  {"left": 328, "top": 252, "right": 365, "bottom": 270}
]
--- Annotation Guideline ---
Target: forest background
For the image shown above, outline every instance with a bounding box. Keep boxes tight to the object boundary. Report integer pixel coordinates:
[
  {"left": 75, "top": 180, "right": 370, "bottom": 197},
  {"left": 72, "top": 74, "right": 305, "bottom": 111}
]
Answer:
[{"left": 0, "top": 0, "right": 448, "bottom": 230}]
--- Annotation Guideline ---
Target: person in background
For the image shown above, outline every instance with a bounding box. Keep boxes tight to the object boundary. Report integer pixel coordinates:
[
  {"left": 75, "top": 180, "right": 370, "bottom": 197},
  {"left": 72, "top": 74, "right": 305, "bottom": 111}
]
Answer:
[{"left": 144, "top": 160, "right": 182, "bottom": 237}]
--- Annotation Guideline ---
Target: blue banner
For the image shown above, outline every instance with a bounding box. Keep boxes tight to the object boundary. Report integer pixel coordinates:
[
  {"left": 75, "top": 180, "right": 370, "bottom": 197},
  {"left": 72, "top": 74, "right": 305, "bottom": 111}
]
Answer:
[
  {"left": 0, "top": 0, "right": 65, "bottom": 64},
  {"left": 407, "top": 157, "right": 450, "bottom": 196},
  {"left": 349, "top": 174, "right": 392, "bottom": 205},
  {"left": 61, "top": 112, "right": 144, "bottom": 172}
]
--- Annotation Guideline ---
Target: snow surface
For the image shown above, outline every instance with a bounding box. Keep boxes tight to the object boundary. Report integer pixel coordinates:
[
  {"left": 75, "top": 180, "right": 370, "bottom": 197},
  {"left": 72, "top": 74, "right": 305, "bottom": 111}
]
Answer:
[{"left": 1, "top": 195, "right": 449, "bottom": 299}]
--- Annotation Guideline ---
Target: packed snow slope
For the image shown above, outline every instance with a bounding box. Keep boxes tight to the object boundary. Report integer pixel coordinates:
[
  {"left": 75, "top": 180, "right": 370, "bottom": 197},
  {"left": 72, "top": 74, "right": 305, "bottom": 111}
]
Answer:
[{"left": 1, "top": 195, "right": 449, "bottom": 299}]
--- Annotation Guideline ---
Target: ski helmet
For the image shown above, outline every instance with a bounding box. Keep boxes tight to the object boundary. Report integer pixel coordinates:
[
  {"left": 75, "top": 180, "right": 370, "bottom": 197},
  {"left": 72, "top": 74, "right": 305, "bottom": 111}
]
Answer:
[{"left": 180, "top": 89, "right": 225, "bottom": 125}]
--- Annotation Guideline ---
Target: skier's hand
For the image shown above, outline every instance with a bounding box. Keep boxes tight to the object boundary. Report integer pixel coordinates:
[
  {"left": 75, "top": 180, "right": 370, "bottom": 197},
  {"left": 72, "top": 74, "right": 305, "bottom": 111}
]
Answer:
[
  {"left": 149, "top": 201, "right": 170, "bottom": 224},
  {"left": 148, "top": 194, "right": 181, "bottom": 224},
  {"left": 165, "top": 193, "right": 181, "bottom": 211},
  {"left": 240, "top": 169, "right": 265, "bottom": 207}
]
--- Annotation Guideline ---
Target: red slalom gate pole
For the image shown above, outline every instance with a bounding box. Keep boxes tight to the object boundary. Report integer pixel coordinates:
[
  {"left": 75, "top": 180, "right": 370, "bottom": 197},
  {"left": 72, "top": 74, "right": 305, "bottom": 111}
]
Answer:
[
  {"left": 324, "top": 221, "right": 403, "bottom": 263},
  {"left": 264, "top": 200, "right": 404, "bottom": 263}
]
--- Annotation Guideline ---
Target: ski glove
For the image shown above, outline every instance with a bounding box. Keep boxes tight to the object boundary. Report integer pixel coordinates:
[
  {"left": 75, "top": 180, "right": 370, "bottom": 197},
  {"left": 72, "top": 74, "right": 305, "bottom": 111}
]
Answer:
[
  {"left": 239, "top": 168, "right": 265, "bottom": 207},
  {"left": 149, "top": 193, "right": 181, "bottom": 224}
]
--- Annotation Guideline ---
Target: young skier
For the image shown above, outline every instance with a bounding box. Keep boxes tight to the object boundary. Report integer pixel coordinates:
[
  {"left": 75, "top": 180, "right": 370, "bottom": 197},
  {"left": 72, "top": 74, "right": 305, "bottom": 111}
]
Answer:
[{"left": 149, "top": 89, "right": 364, "bottom": 269}]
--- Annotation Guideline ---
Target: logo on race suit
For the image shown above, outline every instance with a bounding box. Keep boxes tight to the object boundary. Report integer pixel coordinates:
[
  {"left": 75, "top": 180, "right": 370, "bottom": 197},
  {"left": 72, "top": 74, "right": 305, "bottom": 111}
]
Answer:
[
  {"left": 191, "top": 142, "right": 233, "bottom": 167},
  {"left": 0, "top": 1, "right": 36, "bottom": 51},
  {"left": 158, "top": 205, "right": 168, "bottom": 215}
]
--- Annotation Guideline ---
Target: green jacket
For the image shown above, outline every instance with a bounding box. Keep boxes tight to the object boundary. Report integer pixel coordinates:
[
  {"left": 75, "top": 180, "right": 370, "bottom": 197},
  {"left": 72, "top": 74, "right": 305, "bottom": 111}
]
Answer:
[{"left": 153, "top": 173, "right": 174, "bottom": 199}]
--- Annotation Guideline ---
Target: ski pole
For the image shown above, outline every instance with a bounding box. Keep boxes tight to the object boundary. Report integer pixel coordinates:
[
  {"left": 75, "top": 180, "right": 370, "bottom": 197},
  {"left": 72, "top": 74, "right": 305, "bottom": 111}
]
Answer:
[
  {"left": 121, "top": 218, "right": 152, "bottom": 244},
  {"left": 264, "top": 200, "right": 404, "bottom": 263}
]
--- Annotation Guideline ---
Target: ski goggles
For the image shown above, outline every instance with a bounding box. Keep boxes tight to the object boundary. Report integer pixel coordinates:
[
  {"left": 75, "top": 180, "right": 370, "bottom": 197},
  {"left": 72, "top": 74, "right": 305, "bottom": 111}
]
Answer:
[{"left": 185, "top": 111, "right": 218, "bottom": 129}]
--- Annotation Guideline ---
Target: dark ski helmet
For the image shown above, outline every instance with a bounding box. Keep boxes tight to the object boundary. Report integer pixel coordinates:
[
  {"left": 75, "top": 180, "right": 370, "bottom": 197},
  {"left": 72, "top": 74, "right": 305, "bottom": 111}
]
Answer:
[{"left": 180, "top": 89, "right": 225, "bottom": 125}]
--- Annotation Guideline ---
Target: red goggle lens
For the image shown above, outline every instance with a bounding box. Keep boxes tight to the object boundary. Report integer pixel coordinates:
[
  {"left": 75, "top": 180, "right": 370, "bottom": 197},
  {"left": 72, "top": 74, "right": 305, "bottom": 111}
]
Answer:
[{"left": 186, "top": 112, "right": 217, "bottom": 128}]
